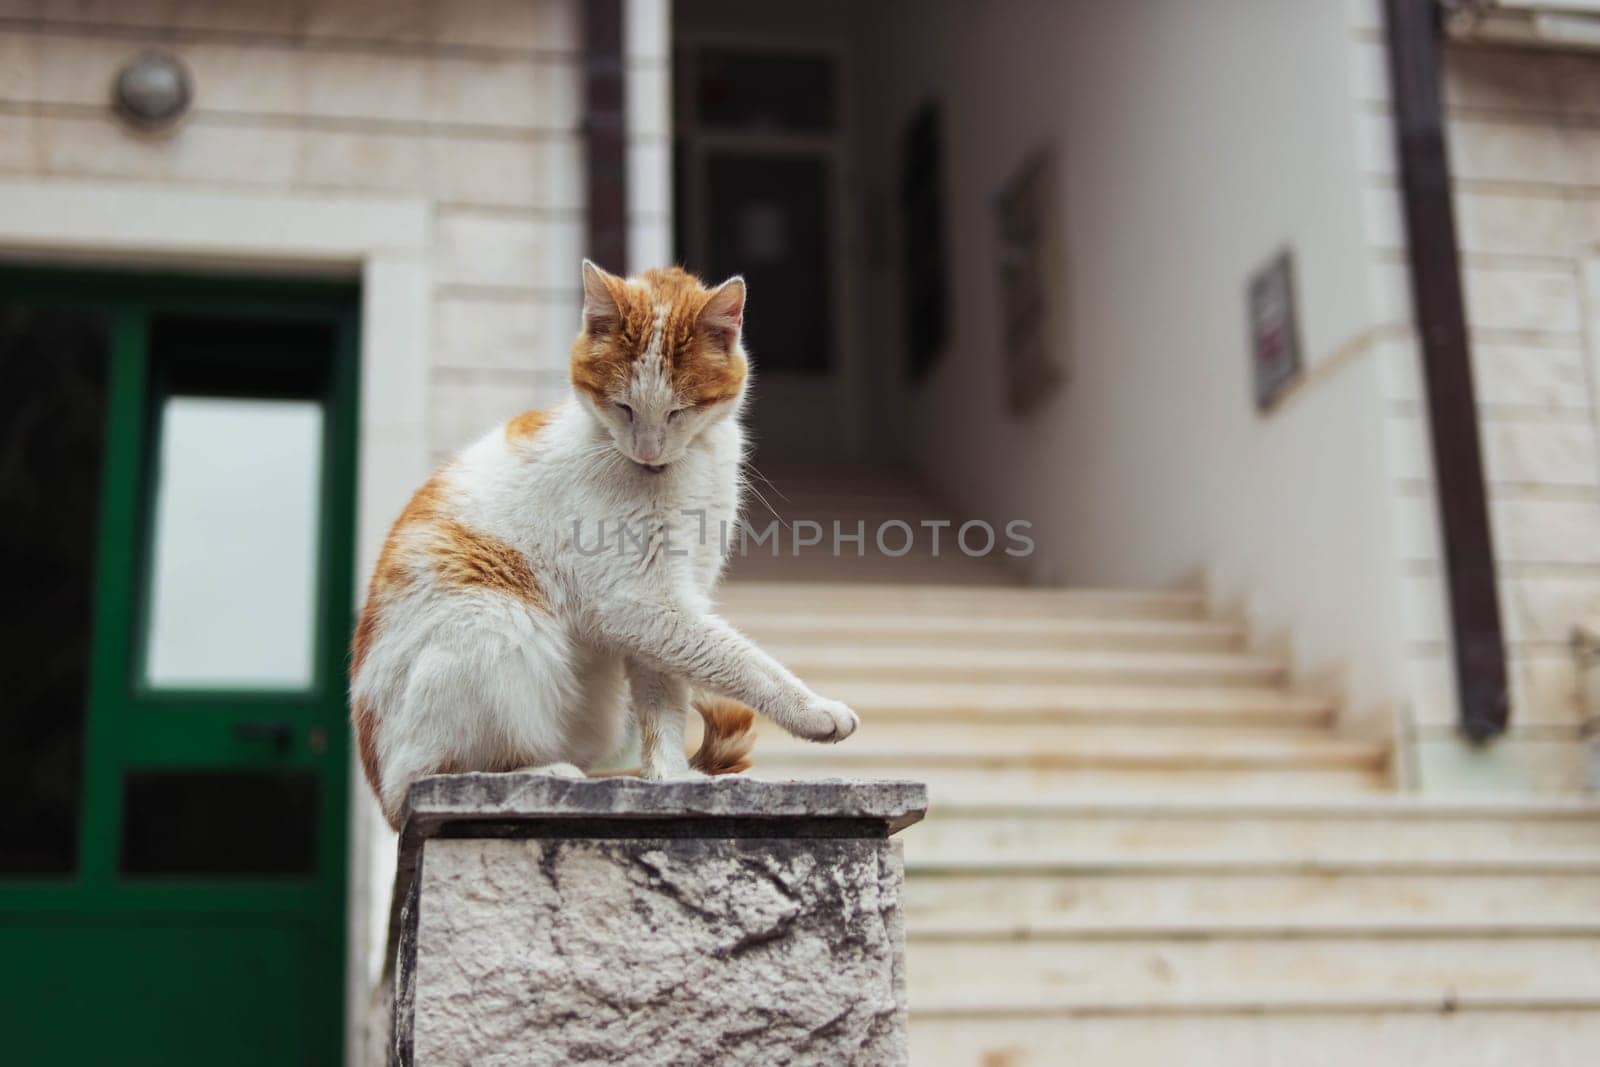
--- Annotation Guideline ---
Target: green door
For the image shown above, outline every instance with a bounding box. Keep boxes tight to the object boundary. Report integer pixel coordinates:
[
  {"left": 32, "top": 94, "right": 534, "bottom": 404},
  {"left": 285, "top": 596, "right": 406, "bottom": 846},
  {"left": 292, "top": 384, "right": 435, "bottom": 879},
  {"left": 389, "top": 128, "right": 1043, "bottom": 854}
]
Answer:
[{"left": 0, "top": 268, "right": 359, "bottom": 1066}]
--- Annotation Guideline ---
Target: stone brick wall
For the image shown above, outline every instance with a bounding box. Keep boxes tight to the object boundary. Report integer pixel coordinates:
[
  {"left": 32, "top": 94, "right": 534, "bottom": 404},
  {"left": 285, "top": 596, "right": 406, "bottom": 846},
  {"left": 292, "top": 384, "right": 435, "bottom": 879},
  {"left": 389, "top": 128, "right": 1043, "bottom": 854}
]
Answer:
[{"left": 0, "top": 0, "right": 671, "bottom": 463}]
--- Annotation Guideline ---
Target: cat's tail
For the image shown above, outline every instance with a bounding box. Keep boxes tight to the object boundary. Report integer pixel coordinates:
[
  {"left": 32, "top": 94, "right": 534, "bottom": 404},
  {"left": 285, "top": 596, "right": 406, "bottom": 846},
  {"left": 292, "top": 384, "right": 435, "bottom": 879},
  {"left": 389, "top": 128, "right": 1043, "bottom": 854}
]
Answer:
[
  {"left": 688, "top": 695, "right": 757, "bottom": 775},
  {"left": 589, "top": 694, "right": 757, "bottom": 778}
]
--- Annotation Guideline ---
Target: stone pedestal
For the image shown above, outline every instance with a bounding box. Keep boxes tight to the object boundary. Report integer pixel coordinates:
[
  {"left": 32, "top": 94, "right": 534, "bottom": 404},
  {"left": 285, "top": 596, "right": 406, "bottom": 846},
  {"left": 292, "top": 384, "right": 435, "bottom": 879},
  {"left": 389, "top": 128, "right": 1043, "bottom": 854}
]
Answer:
[{"left": 386, "top": 775, "right": 927, "bottom": 1067}]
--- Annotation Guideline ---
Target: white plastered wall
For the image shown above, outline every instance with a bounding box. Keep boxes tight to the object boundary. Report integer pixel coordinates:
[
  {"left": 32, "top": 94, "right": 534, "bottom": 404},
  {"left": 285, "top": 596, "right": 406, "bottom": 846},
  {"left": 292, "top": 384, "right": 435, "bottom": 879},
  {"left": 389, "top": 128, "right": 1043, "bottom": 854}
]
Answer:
[
  {"left": 857, "top": 0, "right": 1596, "bottom": 792},
  {"left": 861, "top": 0, "right": 1411, "bottom": 741}
]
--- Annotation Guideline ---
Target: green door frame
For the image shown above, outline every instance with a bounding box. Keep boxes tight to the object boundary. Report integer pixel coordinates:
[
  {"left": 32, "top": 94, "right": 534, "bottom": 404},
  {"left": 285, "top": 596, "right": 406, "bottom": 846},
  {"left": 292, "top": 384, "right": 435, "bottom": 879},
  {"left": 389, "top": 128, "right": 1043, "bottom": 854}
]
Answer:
[{"left": 0, "top": 266, "right": 360, "bottom": 1066}]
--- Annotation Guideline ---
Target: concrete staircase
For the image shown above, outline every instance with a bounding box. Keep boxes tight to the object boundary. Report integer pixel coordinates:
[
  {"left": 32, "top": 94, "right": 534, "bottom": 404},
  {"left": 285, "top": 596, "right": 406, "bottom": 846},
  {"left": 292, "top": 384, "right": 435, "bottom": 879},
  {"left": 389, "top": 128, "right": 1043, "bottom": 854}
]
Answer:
[
  {"left": 716, "top": 571, "right": 1600, "bottom": 1065},
  {"left": 723, "top": 582, "right": 1389, "bottom": 798}
]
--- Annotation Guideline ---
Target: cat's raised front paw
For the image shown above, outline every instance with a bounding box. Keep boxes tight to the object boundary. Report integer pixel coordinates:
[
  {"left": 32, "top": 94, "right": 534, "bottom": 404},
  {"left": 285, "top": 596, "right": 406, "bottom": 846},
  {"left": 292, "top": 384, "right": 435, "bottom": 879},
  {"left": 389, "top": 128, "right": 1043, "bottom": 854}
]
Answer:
[{"left": 791, "top": 695, "right": 859, "bottom": 743}]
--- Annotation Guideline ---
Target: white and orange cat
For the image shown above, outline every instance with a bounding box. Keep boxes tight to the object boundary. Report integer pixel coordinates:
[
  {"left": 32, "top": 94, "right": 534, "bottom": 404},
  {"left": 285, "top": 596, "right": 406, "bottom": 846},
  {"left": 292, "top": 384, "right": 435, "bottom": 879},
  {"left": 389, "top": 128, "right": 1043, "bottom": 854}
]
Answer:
[{"left": 350, "top": 261, "right": 859, "bottom": 829}]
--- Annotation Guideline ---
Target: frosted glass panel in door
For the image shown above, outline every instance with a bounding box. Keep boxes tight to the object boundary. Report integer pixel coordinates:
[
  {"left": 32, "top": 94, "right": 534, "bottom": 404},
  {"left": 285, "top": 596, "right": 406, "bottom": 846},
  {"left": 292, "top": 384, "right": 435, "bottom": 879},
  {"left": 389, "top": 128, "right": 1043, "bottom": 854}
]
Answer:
[{"left": 144, "top": 396, "right": 323, "bottom": 690}]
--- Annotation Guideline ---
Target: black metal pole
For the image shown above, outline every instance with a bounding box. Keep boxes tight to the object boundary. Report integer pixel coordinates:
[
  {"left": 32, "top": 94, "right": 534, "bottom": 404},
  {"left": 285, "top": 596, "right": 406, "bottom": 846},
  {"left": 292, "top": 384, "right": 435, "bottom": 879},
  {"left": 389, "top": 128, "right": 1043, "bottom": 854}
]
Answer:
[
  {"left": 1383, "top": 0, "right": 1509, "bottom": 741},
  {"left": 583, "top": 0, "right": 628, "bottom": 275}
]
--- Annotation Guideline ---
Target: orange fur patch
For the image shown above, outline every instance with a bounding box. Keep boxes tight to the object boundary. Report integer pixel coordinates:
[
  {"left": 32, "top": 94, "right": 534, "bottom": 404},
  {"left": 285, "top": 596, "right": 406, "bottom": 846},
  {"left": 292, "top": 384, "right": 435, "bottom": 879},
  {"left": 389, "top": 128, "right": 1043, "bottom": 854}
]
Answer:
[
  {"left": 689, "top": 696, "right": 756, "bottom": 775},
  {"left": 350, "top": 601, "right": 380, "bottom": 680},
  {"left": 505, "top": 407, "right": 550, "bottom": 445},
  {"left": 352, "top": 695, "right": 382, "bottom": 803},
  {"left": 570, "top": 265, "right": 749, "bottom": 408},
  {"left": 587, "top": 696, "right": 757, "bottom": 779},
  {"left": 350, "top": 464, "right": 547, "bottom": 830},
  {"left": 394, "top": 467, "right": 452, "bottom": 530},
  {"left": 427, "top": 519, "right": 544, "bottom": 606},
  {"left": 349, "top": 467, "right": 457, "bottom": 680}
]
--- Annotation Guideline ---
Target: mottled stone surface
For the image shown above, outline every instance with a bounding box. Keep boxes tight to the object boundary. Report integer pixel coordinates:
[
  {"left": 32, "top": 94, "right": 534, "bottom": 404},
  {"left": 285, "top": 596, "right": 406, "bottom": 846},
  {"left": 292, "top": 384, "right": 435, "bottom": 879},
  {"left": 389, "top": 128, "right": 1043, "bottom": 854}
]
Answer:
[
  {"left": 413, "top": 836, "right": 908, "bottom": 1065},
  {"left": 388, "top": 777, "right": 926, "bottom": 1066}
]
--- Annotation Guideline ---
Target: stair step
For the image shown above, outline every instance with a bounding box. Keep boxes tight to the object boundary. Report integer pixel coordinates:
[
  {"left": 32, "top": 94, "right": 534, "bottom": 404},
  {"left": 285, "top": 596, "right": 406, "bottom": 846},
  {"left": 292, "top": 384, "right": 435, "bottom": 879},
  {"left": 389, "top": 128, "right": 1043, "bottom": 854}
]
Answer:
[
  {"left": 718, "top": 582, "right": 1206, "bottom": 620},
  {"left": 909, "top": 917, "right": 1600, "bottom": 940},
  {"left": 905, "top": 1010, "right": 1600, "bottom": 1067},
  {"left": 757, "top": 725, "right": 1353, "bottom": 759},
  {"left": 758, "top": 765, "right": 1387, "bottom": 796},
  {"left": 751, "top": 739, "right": 1388, "bottom": 795},
  {"left": 900, "top": 863, "right": 1600, "bottom": 930},
  {"left": 756, "top": 769, "right": 1397, "bottom": 797},
  {"left": 724, "top": 552, "right": 1020, "bottom": 586},
  {"left": 714, "top": 568, "right": 1600, "bottom": 1056},
  {"left": 810, "top": 680, "right": 1335, "bottom": 725},
  {"left": 773, "top": 646, "right": 1285, "bottom": 686},
  {"left": 730, "top": 612, "right": 1244, "bottom": 652},
  {"left": 757, "top": 734, "right": 1387, "bottom": 770},
  {"left": 903, "top": 855, "right": 1600, "bottom": 874},
  {"left": 903, "top": 934, "right": 1600, "bottom": 1010},
  {"left": 904, "top": 799, "right": 1600, "bottom": 864}
]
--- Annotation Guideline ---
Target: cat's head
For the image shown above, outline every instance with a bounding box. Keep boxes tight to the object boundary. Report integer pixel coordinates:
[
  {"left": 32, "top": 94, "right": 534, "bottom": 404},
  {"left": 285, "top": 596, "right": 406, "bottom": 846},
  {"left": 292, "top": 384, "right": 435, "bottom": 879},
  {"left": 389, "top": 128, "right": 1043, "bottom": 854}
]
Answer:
[{"left": 570, "top": 261, "right": 748, "bottom": 473}]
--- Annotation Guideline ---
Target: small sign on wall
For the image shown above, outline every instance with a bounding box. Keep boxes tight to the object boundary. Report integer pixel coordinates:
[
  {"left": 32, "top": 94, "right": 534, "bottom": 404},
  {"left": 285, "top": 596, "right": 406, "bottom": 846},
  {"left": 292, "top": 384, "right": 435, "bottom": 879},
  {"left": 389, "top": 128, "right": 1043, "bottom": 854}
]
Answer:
[{"left": 1247, "top": 249, "right": 1302, "bottom": 411}]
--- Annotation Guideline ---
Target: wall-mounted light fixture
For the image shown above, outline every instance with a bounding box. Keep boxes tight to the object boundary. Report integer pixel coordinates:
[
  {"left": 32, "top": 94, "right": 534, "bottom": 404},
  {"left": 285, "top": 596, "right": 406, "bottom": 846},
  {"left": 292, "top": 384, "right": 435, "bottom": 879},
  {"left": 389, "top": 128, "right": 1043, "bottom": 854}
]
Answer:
[{"left": 112, "top": 50, "right": 192, "bottom": 129}]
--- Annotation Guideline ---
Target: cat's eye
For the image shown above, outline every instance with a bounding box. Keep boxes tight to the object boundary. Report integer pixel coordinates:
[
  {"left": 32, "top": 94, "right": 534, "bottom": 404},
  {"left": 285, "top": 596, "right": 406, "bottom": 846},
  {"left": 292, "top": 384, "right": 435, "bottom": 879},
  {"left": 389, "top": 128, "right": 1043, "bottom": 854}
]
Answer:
[
  {"left": 667, "top": 409, "right": 682, "bottom": 422},
  {"left": 616, "top": 403, "right": 633, "bottom": 421}
]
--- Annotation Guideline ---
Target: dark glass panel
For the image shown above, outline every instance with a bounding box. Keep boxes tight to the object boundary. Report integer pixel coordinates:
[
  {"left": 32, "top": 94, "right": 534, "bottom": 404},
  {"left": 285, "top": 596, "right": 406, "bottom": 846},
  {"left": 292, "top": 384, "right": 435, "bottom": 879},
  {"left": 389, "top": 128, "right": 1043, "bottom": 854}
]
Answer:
[
  {"left": 693, "top": 48, "right": 836, "bottom": 133},
  {"left": 901, "top": 102, "right": 950, "bottom": 382},
  {"left": 119, "top": 771, "right": 318, "bottom": 877},
  {"left": 703, "top": 154, "right": 833, "bottom": 374},
  {"left": 0, "top": 302, "right": 109, "bottom": 875},
  {"left": 149, "top": 316, "right": 335, "bottom": 400}
]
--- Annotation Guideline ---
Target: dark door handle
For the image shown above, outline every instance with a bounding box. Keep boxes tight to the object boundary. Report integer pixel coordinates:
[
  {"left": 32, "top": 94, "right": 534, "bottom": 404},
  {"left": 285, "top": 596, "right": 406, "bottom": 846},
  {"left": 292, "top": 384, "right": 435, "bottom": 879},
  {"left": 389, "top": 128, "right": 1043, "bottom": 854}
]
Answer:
[{"left": 233, "top": 720, "right": 294, "bottom": 755}]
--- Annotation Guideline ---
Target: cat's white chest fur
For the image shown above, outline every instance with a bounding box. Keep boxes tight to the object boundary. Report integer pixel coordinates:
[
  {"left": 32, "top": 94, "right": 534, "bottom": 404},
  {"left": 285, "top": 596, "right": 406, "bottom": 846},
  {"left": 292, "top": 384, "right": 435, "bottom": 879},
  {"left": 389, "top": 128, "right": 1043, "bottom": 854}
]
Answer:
[{"left": 459, "top": 401, "right": 743, "bottom": 606}]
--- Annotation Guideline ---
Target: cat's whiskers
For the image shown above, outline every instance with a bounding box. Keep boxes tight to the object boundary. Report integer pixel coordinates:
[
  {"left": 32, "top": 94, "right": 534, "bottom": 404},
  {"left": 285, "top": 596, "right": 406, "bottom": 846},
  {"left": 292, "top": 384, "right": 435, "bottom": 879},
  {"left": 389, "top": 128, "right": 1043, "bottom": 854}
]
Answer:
[
  {"left": 741, "top": 460, "right": 789, "bottom": 505},
  {"left": 739, "top": 474, "right": 789, "bottom": 531}
]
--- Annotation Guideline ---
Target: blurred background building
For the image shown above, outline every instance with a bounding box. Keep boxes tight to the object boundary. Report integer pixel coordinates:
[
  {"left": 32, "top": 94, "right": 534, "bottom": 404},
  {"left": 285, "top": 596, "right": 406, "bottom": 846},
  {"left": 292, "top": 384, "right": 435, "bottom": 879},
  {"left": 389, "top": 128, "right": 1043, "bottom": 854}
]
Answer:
[{"left": 1, "top": 0, "right": 1598, "bottom": 1064}]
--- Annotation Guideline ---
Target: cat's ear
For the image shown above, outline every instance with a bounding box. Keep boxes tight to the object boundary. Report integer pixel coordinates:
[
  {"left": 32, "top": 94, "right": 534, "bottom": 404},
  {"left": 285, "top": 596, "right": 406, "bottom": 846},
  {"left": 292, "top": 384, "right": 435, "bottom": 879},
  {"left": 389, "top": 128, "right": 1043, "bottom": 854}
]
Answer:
[
  {"left": 581, "top": 259, "right": 623, "bottom": 333},
  {"left": 698, "top": 276, "right": 746, "bottom": 351}
]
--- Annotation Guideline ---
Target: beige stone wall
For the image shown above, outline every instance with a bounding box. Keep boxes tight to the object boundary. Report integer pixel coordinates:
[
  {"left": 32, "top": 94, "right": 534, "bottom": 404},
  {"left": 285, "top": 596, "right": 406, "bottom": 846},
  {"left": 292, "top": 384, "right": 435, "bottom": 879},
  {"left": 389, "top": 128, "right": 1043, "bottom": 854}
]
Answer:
[
  {"left": 0, "top": 0, "right": 670, "bottom": 463},
  {"left": 1350, "top": 0, "right": 1596, "bottom": 791}
]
